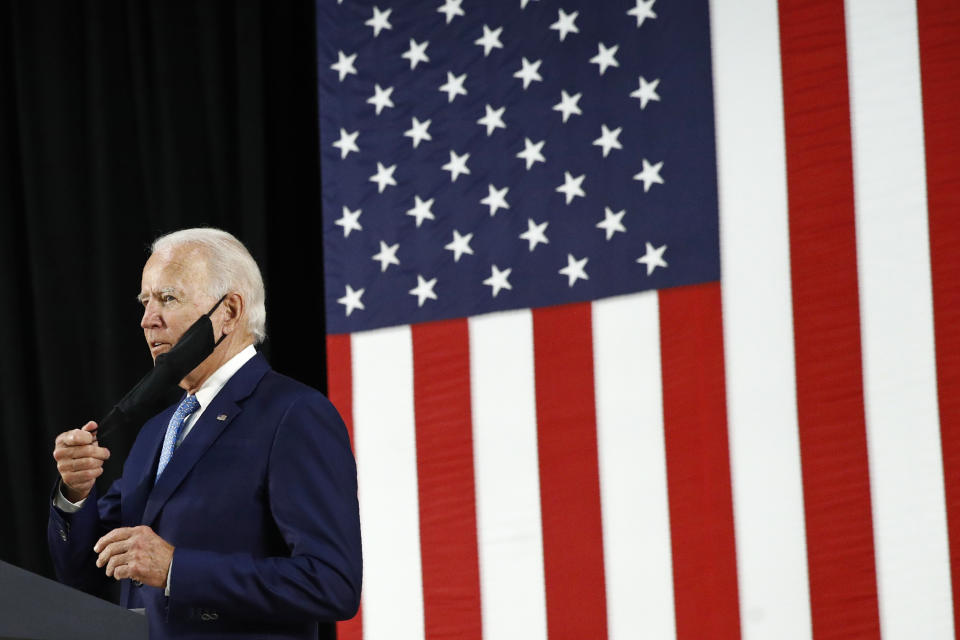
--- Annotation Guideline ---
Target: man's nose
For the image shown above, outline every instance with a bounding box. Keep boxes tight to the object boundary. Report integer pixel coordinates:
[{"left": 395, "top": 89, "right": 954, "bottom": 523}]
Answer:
[{"left": 140, "top": 303, "right": 162, "bottom": 329}]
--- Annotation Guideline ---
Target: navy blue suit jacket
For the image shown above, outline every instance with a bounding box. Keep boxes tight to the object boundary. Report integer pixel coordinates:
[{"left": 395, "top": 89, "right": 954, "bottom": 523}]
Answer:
[{"left": 48, "top": 353, "right": 362, "bottom": 639}]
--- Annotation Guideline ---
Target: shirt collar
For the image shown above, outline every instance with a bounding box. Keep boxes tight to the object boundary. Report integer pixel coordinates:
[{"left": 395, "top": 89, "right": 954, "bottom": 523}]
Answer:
[{"left": 192, "top": 344, "right": 258, "bottom": 411}]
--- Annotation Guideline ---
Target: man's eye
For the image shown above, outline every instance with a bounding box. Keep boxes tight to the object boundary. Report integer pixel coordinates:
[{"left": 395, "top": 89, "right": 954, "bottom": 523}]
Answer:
[{"left": 162, "top": 295, "right": 177, "bottom": 304}]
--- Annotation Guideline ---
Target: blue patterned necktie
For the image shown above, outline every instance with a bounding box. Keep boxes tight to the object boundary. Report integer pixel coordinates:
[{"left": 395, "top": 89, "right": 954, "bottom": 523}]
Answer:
[{"left": 155, "top": 394, "right": 200, "bottom": 484}]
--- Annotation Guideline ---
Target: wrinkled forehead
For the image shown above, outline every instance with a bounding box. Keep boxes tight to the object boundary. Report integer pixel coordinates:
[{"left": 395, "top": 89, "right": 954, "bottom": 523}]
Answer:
[{"left": 140, "top": 246, "right": 210, "bottom": 295}]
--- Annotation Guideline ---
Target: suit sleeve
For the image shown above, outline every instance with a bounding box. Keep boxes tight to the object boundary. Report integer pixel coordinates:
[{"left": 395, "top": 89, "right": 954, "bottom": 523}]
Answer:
[
  {"left": 168, "top": 392, "right": 363, "bottom": 622},
  {"left": 47, "top": 478, "right": 123, "bottom": 597}
]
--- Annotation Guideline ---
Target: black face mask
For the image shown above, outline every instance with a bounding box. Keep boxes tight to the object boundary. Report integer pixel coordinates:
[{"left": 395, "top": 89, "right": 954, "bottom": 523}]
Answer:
[
  {"left": 96, "top": 295, "right": 229, "bottom": 440},
  {"left": 152, "top": 294, "right": 228, "bottom": 384}
]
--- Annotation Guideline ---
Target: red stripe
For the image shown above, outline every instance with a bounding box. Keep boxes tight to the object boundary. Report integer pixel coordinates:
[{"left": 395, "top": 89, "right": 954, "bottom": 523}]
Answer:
[
  {"left": 658, "top": 283, "right": 741, "bottom": 639},
  {"left": 326, "top": 334, "right": 356, "bottom": 452},
  {"left": 531, "top": 303, "right": 608, "bottom": 640},
  {"left": 777, "top": 2, "right": 881, "bottom": 637},
  {"left": 326, "top": 334, "right": 363, "bottom": 640},
  {"left": 917, "top": 0, "right": 960, "bottom": 632},
  {"left": 411, "top": 319, "right": 483, "bottom": 640}
]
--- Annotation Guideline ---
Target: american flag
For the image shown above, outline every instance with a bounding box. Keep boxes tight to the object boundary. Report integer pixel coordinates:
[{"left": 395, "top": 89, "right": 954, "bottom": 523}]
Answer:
[{"left": 318, "top": 0, "right": 960, "bottom": 638}]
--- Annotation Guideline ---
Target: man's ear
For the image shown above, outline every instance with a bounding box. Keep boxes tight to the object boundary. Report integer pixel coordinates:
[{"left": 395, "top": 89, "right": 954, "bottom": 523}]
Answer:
[{"left": 220, "top": 292, "right": 245, "bottom": 335}]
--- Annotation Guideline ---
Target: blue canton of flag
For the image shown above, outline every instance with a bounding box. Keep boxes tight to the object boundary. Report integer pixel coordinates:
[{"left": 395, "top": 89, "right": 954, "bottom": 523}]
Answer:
[{"left": 318, "top": 0, "right": 719, "bottom": 334}]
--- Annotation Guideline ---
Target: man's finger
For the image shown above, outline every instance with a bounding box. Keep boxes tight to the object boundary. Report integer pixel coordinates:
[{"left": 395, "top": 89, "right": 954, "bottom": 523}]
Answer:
[
  {"left": 63, "top": 445, "right": 111, "bottom": 462},
  {"left": 58, "top": 456, "right": 104, "bottom": 472},
  {"left": 68, "top": 430, "right": 95, "bottom": 446},
  {"left": 70, "top": 446, "right": 110, "bottom": 462},
  {"left": 94, "top": 527, "right": 134, "bottom": 554},
  {"left": 58, "top": 429, "right": 96, "bottom": 447},
  {"left": 54, "top": 431, "right": 78, "bottom": 447},
  {"left": 104, "top": 551, "right": 123, "bottom": 576},
  {"left": 113, "top": 562, "right": 137, "bottom": 582},
  {"left": 62, "top": 466, "right": 103, "bottom": 486},
  {"left": 53, "top": 444, "right": 110, "bottom": 462},
  {"left": 103, "top": 548, "right": 132, "bottom": 576},
  {"left": 97, "top": 538, "right": 132, "bottom": 568},
  {"left": 53, "top": 444, "right": 108, "bottom": 460},
  {"left": 82, "top": 421, "right": 99, "bottom": 442}
]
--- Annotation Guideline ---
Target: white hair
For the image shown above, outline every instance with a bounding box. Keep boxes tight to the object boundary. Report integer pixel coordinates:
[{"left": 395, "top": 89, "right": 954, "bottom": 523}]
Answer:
[{"left": 151, "top": 227, "right": 267, "bottom": 344}]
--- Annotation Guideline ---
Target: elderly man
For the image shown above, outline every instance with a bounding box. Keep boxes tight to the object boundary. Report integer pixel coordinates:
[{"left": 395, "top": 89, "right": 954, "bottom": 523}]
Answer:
[{"left": 48, "top": 228, "right": 361, "bottom": 640}]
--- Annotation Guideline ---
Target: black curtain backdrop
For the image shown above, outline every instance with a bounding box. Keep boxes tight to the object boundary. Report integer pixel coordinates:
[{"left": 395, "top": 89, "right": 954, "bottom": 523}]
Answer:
[{"left": 0, "top": 0, "right": 326, "bottom": 579}]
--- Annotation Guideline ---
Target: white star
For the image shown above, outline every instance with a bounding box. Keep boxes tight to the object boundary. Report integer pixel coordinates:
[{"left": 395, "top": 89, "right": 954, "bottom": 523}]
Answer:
[
  {"left": 589, "top": 42, "right": 620, "bottom": 75},
  {"left": 480, "top": 184, "right": 510, "bottom": 216},
  {"left": 553, "top": 90, "right": 583, "bottom": 122},
  {"left": 520, "top": 0, "right": 539, "bottom": 7},
  {"left": 627, "top": 0, "right": 658, "bottom": 28},
  {"left": 630, "top": 76, "right": 661, "bottom": 109},
  {"left": 549, "top": 9, "right": 579, "bottom": 41},
  {"left": 596, "top": 207, "right": 627, "bottom": 240},
  {"left": 332, "top": 128, "right": 359, "bottom": 159},
  {"left": 633, "top": 159, "right": 665, "bottom": 192},
  {"left": 364, "top": 6, "right": 393, "bottom": 37},
  {"left": 517, "top": 138, "right": 546, "bottom": 170},
  {"left": 372, "top": 240, "right": 400, "bottom": 272},
  {"left": 476, "top": 104, "right": 507, "bottom": 137},
  {"left": 637, "top": 242, "right": 668, "bottom": 275},
  {"left": 367, "top": 84, "right": 395, "bottom": 115},
  {"left": 409, "top": 274, "right": 438, "bottom": 307},
  {"left": 334, "top": 206, "right": 362, "bottom": 237},
  {"left": 406, "top": 196, "right": 436, "bottom": 227},
  {"left": 442, "top": 150, "right": 471, "bottom": 182},
  {"left": 592, "top": 124, "right": 623, "bottom": 157},
  {"left": 337, "top": 285, "right": 365, "bottom": 317},
  {"left": 483, "top": 265, "right": 513, "bottom": 297},
  {"left": 475, "top": 24, "right": 504, "bottom": 57},
  {"left": 513, "top": 57, "right": 543, "bottom": 89},
  {"left": 437, "top": 0, "right": 465, "bottom": 24},
  {"left": 439, "top": 71, "right": 468, "bottom": 103},
  {"left": 559, "top": 254, "right": 589, "bottom": 287},
  {"left": 444, "top": 230, "right": 475, "bottom": 262},
  {"left": 556, "top": 171, "right": 586, "bottom": 204},
  {"left": 330, "top": 51, "right": 358, "bottom": 82},
  {"left": 404, "top": 117, "right": 432, "bottom": 148},
  {"left": 369, "top": 162, "right": 397, "bottom": 193},
  {"left": 402, "top": 38, "right": 430, "bottom": 70},
  {"left": 519, "top": 218, "right": 549, "bottom": 251}
]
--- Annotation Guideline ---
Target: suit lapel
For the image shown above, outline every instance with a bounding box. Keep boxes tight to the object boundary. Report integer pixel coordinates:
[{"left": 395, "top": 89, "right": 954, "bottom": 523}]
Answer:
[
  {"left": 123, "top": 407, "right": 173, "bottom": 526},
  {"left": 141, "top": 353, "right": 271, "bottom": 527}
]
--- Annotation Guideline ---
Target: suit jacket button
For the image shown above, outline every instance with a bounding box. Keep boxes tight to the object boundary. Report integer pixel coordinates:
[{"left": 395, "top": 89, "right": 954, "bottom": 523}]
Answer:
[{"left": 58, "top": 529, "right": 67, "bottom": 541}]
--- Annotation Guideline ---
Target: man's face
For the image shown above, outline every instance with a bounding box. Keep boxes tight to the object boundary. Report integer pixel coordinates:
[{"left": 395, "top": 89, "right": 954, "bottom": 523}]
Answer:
[{"left": 138, "top": 247, "right": 214, "bottom": 363}]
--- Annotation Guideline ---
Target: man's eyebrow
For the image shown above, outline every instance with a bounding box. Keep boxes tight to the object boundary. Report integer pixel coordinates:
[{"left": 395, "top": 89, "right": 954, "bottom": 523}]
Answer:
[{"left": 136, "top": 287, "right": 180, "bottom": 302}]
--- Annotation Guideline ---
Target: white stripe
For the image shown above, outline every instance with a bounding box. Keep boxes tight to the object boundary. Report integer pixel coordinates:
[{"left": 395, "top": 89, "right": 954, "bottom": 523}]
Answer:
[
  {"left": 709, "top": 0, "right": 814, "bottom": 637},
  {"left": 469, "top": 310, "right": 548, "bottom": 640},
  {"left": 351, "top": 327, "right": 425, "bottom": 640},
  {"left": 593, "top": 292, "right": 675, "bottom": 640},
  {"left": 845, "top": 1, "right": 954, "bottom": 636}
]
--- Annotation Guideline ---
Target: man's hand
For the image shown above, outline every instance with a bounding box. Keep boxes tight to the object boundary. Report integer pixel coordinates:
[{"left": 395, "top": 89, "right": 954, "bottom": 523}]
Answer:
[
  {"left": 94, "top": 526, "right": 174, "bottom": 588},
  {"left": 52, "top": 422, "right": 110, "bottom": 503}
]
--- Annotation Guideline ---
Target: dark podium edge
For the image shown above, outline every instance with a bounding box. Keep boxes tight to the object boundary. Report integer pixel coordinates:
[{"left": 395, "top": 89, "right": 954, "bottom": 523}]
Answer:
[{"left": 0, "top": 560, "right": 147, "bottom": 640}]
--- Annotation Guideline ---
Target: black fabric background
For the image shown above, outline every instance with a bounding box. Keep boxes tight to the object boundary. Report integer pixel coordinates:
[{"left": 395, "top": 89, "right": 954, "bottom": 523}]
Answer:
[{"left": 0, "top": 0, "right": 327, "bottom": 579}]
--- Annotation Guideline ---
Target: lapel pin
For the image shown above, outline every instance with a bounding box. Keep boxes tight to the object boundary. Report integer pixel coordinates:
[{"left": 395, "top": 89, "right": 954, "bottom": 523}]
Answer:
[{"left": 217, "top": 414, "right": 228, "bottom": 421}]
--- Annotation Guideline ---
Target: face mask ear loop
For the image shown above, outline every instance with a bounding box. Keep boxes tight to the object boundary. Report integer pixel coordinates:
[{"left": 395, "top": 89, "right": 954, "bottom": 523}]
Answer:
[
  {"left": 206, "top": 294, "right": 229, "bottom": 317},
  {"left": 208, "top": 294, "right": 231, "bottom": 346}
]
